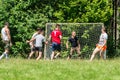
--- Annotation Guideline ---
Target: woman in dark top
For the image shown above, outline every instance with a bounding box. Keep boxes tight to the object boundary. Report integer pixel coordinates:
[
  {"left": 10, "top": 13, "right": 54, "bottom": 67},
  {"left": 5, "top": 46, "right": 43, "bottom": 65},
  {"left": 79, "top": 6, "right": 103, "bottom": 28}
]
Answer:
[{"left": 66, "top": 31, "right": 81, "bottom": 60}]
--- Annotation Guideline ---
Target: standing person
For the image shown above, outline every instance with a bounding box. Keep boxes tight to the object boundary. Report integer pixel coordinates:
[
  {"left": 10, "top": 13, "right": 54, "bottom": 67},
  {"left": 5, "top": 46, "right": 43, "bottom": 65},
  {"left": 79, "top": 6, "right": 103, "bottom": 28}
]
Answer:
[
  {"left": 90, "top": 27, "right": 108, "bottom": 61},
  {"left": 49, "top": 24, "right": 62, "bottom": 60},
  {"left": 28, "top": 28, "right": 41, "bottom": 58},
  {"left": 27, "top": 29, "right": 47, "bottom": 60},
  {"left": 66, "top": 31, "right": 81, "bottom": 60},
  {"left": 0, "top": 22, "right": 12, "bottom": 59}
]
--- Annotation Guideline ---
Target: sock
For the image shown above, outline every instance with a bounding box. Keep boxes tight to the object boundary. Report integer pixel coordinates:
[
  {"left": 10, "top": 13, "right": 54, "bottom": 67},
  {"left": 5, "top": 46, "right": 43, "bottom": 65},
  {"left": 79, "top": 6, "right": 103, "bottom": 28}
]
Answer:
[{"left": 0, "top": 52, "right": 6, "bottom": 60}]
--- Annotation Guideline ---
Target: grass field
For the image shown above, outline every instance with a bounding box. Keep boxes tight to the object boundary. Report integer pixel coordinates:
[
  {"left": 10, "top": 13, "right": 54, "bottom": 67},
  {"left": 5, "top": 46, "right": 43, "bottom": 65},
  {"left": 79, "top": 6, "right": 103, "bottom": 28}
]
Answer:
[{"left": 0, "top": 58, "right": 120, "bottom": 80}]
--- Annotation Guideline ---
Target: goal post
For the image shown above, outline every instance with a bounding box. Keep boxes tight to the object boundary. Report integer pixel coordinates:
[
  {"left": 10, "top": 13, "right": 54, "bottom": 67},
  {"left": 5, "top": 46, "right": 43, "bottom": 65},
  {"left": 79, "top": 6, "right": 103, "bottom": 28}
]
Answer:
[{"left": 44, "top": 23, "right": 105, "bottom": 59}]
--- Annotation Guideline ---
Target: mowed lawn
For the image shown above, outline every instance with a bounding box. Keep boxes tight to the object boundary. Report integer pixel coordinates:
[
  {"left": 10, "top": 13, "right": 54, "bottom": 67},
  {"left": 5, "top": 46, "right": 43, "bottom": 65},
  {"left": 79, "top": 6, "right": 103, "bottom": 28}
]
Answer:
[{"left": 0, "top": 58, "right": 120, "bottom": 80}]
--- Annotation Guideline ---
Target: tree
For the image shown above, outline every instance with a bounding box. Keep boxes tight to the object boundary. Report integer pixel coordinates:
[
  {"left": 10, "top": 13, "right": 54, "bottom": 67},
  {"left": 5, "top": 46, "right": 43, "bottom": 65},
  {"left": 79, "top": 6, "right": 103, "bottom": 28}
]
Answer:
[{"left": 0, "top": 0, "right": 113, "bottom": 58}]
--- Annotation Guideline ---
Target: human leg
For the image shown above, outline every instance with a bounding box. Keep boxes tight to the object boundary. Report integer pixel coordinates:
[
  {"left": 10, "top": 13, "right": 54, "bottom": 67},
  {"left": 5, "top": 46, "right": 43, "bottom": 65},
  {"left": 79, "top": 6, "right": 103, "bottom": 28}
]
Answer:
[
  {"left": 28, "top": 51, "right": 34, "bottom": 59},
  {"left": 76, "top": 47, "right": 81, "bottom": 57},
  {"left": 90, "top": 48, "right": 101, "bottom": 61},
  {"left": 54, "top": 44, "right": 61, "bottom": 59},
  {"left": 0, "top": 41, "right": 10, "bottom": 60},
  {"left": 36, "top": 47, "right": 43, "bottom": 60},
  {"left": 36, "top": 51, "right": 42, "bottom": 60},
  {"left": 99, "top": 50, "right": 104, "bottom": 60},
  {"left": 67, "top": 48, "right": 74, "bottom": 60}
]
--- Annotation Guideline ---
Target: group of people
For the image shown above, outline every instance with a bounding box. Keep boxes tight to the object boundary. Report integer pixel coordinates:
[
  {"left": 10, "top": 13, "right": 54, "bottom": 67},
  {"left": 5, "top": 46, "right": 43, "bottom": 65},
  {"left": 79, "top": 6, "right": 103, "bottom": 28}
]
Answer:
[{"left": 0, "top": 22, "right": 108, "bottom": 61}]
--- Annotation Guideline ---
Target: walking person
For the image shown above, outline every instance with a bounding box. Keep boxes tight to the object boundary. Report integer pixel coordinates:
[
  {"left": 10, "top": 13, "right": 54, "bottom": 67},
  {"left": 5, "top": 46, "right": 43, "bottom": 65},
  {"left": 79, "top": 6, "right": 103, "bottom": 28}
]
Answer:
[
  {"left": 0, "top": 22, "right": 12, "bottom": 60},
  {"left": 27, "top": 28, "right": 41, "bottom": 58},
  {"left": 27, "top": 29, "right": 47, "bottom": 60},
  {"left": 49, "top": 24, "right": 62, "bottom": 60}
]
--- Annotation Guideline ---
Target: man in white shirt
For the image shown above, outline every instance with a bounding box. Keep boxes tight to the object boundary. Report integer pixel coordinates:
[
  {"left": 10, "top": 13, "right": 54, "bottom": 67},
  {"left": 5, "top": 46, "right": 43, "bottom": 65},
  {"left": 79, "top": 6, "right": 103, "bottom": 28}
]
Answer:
[
  {"left": 90, "top": 27, "right": 108, "bottom": 61},
  {"left": 28, "top": 28, "right": 41, "bottom": 57},
  {"left": 27, "top": 29, "right": 47, "bottom": 60}
]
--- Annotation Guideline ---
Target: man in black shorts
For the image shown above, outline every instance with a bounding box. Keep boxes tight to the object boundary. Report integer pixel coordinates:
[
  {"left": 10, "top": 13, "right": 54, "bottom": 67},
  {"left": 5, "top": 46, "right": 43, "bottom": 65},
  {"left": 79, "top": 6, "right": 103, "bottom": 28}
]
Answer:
[
  {"left": 66, "top": 31, "right": 81, "bottom": 60},
  {"left": 27, "top": 29, "right": 47, "bottom": 60},
  {"left": 28, "top": 28, "right": 41, "bottom": 57}
]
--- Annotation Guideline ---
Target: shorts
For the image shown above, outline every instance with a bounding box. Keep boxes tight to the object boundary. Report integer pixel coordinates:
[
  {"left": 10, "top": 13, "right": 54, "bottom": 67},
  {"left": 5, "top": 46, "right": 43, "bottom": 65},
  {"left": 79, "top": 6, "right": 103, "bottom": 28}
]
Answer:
[
  {"left": 96, "top": 45, "right": 107, "bottom": 51},
  {"left": 32, "top": 47, "right": 42, "bottom": 52},
  {"left": 71, "top": 46, "right": 79, "bottom": 50},
  {"left": 52, "top": 42, "right": 61, "bottom": 52},
  {"left": 3, "top": 40, "right": 10, "bottom": 49},
  {"left": 31, "top": 46, "right": 35, "bottom": 52}
]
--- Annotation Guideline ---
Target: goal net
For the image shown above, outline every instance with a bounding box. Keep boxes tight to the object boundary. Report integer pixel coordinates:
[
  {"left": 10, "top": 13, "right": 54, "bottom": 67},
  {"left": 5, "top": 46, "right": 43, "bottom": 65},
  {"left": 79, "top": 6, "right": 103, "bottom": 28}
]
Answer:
[{"left": 44, "top": 23, "right": 104, "bottom": 59}]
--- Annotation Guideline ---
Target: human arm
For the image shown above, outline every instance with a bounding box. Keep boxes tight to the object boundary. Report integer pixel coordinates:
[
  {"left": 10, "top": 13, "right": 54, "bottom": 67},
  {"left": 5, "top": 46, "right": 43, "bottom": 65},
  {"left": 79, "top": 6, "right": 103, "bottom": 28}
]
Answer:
[
  {"left": 101, "top": 39, "right": 107, "bottom": 47},
  {"left": 101, "top": 34, "right": 108, "bottom": 47},
  {"left": 6, "top": 28, "right": 12, "bottom": 46},
  {"left": 77, "top": 40, "right": 81, "bottom": 50},
  {"left": 66, "top": 40, "right": 69, "bottom": 49},
  {"left": 26, "top": 38, "right": 35, "bottom": 43},
  {"left": 48, "top": 35, "right": 51, "bottom": 41},
  {"left": 59, "top": 31, "right": 62, "bottom": 40},
  {"left": 6, "top": 28, "right": 11, "bottom": 42},
  {"left": 59, "top": 35, "right": 62, "bottom": 40},
  {"left": 99, "top": 34, "right": 108, "bottom": 50},
  {"left": 42, "top": 37, "right": 48, "bottom": 45}
]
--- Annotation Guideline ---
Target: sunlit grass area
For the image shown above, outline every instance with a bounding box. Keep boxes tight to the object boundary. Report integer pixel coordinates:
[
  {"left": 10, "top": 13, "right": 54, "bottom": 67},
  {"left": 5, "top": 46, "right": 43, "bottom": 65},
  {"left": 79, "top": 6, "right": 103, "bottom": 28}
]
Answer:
[{"left": 0, "top": 58, "right": 120, "bottom": 80}]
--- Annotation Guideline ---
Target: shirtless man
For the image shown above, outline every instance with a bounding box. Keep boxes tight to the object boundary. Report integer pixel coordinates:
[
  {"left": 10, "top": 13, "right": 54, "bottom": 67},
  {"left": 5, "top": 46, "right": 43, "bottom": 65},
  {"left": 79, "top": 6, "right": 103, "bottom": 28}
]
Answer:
[{"left": 0, "top": 22, "right": 12, "bottom": 59}]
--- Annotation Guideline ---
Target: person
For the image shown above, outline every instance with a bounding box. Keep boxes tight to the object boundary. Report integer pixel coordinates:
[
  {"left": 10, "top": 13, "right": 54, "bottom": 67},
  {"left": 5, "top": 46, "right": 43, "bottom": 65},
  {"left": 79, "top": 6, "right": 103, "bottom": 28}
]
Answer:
[
  {"left": 66, "top": 31, "right": 81, "bottom": 60},
  {"left": 90, "top": 27, "right": 108, "bottom": 61},
  {"left": 49, "top": 24, "right": 62, "bottom": 60},
  {"left": 0, "top": 22, "right": 12, "bottom": 60},
  {"left": 28, "top": 28, "right": 41, "bottom": 58},
  {"left": 27, "top": 29, "right": 47, "bottom": 60}
]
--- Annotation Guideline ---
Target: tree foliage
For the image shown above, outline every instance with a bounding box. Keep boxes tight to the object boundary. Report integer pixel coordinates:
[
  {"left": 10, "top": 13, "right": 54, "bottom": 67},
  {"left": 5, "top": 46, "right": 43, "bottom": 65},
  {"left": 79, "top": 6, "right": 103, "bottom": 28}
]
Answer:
[{"left": 0, "top": 0, "right": 113, "bottom": 57}]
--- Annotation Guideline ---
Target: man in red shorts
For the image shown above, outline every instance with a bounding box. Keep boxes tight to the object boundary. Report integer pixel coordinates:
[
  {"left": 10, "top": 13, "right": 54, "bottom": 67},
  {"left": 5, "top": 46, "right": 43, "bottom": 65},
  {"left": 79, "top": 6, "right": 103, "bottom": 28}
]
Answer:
[
  {"left": 90, "top": 27, "right": 108, "bottom": 61},
  {"left": 49, "top": 24, "right": 62, "bottom": 60}
]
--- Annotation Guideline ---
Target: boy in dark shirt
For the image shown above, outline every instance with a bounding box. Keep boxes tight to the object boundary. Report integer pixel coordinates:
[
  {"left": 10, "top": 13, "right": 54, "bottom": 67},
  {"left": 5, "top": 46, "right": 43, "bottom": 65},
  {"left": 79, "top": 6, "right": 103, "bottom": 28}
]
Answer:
[{"left": 66, "top": 31, "right": 81, "bottom": 60}]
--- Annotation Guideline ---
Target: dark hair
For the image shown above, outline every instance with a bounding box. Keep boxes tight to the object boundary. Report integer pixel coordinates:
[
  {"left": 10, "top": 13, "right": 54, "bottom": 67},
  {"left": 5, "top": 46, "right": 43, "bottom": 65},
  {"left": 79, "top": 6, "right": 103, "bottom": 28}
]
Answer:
[
  {"left": 4, "top": 22, "right": 9, "bottom": 26},
  {"left": 36, "top": 28, "right": 41, "bottom": 31},
  {"left": 56, "top": 24, "right": 60, "bottom": 28},
  {"left": 41, "top": 28, "right": 44, "bottom": 31}
]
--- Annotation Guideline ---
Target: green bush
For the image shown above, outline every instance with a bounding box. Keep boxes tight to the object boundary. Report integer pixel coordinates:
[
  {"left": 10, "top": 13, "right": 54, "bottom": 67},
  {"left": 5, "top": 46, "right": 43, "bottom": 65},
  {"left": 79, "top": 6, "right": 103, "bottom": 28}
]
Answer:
[{"left": 0, "top": 0, "right": 113, "bottom": 58}]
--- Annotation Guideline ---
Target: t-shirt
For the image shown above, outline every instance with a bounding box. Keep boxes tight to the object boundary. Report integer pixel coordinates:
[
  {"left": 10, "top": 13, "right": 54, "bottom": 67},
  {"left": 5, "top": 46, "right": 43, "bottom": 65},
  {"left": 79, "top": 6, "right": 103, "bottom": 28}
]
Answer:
[
  {"left": 32, "top": 32, "right": 38, "bottom": 38},
  {"left": 98, "top": 33, "right": 108, "bottom": 45},
  {"left": 68, "top": 36, "right": 79, "bottom": 47},
  {"left": 30, "top": 32, "right": 38, "bottom": 46},
  {"left": 34, "top": 34, "right": 45, "bottom": 47},
  {"left": 51, "top": 30, "right": 62, "bottom": 44}
]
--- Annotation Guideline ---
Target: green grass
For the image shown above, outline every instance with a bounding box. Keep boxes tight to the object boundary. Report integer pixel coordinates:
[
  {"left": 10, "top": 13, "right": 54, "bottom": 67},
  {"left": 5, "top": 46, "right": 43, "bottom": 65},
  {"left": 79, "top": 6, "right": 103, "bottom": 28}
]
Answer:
[{"left": 0, "top": 58, "right": 120, "bottom": 80}]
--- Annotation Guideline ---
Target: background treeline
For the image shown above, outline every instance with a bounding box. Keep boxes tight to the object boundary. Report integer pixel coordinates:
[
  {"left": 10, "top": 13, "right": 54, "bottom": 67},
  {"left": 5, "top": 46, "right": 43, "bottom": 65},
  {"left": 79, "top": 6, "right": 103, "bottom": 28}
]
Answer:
[
  {"left": 0, "top": 0, "right": 117, "bottom": 58},
  {"left": 117, "top": 7, "right": 120, "bottom": 57}
]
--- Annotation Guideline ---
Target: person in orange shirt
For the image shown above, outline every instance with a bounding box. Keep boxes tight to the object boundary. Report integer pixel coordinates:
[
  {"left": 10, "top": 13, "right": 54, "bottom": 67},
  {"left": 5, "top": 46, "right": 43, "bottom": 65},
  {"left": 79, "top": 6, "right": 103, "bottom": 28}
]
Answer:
[{"left": 90, "top": 27, "right": 108, "bottom": 61}]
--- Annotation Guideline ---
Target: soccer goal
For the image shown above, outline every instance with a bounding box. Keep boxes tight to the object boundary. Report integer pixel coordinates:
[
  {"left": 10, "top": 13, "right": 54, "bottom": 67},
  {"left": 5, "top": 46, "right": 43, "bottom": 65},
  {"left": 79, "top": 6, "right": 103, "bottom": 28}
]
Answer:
[{"left": 44, "top": 23, "right": 105, "bottom": 59}]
